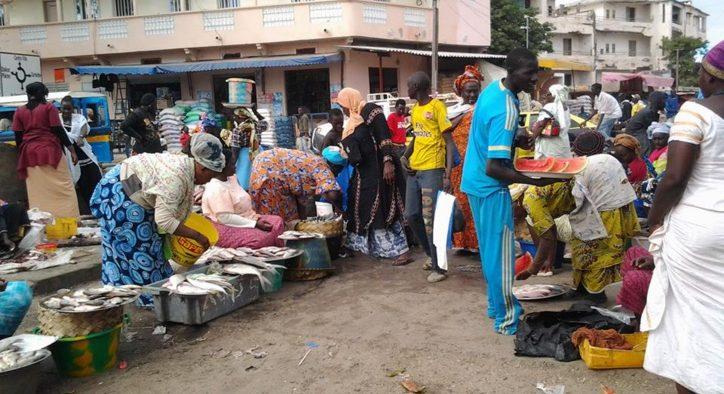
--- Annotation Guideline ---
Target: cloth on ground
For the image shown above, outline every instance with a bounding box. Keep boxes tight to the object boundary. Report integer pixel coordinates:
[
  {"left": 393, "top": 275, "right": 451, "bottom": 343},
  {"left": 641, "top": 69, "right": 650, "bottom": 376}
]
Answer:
[
  {"left": 514, "top": 302, "right": 634, "bottom": 361},
  {"left": 571, "top": 327, "right": 633, "bottom": 350}
]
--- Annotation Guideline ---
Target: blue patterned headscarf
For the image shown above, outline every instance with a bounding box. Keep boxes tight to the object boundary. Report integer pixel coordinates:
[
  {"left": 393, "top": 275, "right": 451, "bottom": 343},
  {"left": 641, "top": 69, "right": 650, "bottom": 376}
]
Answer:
[
  {"left": 201, "top": 115, "right": 218, "bottom": 132},
  {"left": 190, "top": 133, "right": 225, "bottom": 172}
]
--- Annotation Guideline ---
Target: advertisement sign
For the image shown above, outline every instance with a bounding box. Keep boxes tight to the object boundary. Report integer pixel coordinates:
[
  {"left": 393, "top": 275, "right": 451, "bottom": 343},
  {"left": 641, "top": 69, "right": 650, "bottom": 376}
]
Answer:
[{"left": 0, "top": 52, "right": 42, "bottom": 96}]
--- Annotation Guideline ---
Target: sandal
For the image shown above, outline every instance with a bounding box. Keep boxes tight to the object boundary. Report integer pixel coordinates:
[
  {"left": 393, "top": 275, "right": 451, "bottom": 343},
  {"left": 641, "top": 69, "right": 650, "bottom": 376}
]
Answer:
[
  {"left": 392, "top": 255, "right": 414, "bottom": 266},
  {"left": 422, "top": 259, "right": 433, "bottom": 271}
]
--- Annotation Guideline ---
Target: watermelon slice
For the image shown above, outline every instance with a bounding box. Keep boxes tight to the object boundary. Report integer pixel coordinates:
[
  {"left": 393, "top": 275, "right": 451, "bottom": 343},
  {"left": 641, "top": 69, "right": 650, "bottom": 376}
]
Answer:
[
  {"left": 549, "top": 160, "right": 570, "bottom": 173},
  {"left": 514, "top": 157, "right": 556, "bottom": 172},
  {"left": 557, "top": 157, "right": 588, "bottom": 174},
  {"left": 515, "top": 252, "right": 533, "bottom": 276}
]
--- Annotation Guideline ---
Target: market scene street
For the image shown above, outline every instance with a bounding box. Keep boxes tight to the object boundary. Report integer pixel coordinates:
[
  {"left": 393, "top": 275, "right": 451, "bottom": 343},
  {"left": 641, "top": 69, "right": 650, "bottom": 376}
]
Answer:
[{"left": 0, "top": 0, "right": 722, "bottom": 393}]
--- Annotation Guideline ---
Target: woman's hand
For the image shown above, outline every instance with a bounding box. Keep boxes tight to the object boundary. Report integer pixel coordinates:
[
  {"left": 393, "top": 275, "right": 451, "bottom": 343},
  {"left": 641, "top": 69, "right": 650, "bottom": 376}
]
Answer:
[
  {"left": 633, "top": 255, "right": 655, "bottom": 270},
  {"left": 383, "top": 160, "right": 395, "bottom": 185},
  {"left": 69, "top": 148, "right": 79, "bottom": 165},
  {"left": 256, "top": 218, "right": 273, "bottom": 232},
  {"left": 193, "top": 233, "right": 210, "bottom": 250},
  {"left": 515, "top": 261, "right": 542, "bottom": 280},
  {"left": 400, "top": 156, "right": 415, "bottom": 176}
]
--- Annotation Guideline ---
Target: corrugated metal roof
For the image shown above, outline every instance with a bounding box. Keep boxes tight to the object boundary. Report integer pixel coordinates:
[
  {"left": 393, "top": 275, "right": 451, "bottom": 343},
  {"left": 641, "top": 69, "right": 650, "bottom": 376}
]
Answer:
[{"left": 339, "top": 45, "right": 506, "bottom": 59}]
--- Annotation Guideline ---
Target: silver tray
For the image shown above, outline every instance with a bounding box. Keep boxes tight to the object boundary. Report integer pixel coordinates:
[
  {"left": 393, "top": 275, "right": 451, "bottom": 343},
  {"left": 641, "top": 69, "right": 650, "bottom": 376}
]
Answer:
[{"left": 513, "top": 284, "right": 571, "bottom": 301}]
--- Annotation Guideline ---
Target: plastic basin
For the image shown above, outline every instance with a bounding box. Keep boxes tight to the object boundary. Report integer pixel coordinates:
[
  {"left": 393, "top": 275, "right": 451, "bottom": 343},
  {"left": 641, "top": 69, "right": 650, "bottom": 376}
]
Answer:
[{"left": 49, "top": 323, "right": 122, "bottom": 377}]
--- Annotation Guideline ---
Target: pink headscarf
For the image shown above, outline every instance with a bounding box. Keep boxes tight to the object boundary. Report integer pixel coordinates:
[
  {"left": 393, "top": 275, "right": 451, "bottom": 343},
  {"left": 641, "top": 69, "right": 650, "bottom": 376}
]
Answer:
[
  {"left": 702, "top": 40, "right": 724, "bottom": 80},
  {"left": 335, "top": 88, "right": 366, "bottom": 139}
]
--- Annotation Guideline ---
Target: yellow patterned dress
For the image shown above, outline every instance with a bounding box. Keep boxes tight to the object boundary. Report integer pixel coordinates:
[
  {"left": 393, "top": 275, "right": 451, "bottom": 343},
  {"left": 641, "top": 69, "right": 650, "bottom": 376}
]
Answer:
[
  {"left": 522, "top": 182, "right": 575, "bottom": 237},
  {"left": 570, "top": 202, "right": 639, "bottom": 293}
]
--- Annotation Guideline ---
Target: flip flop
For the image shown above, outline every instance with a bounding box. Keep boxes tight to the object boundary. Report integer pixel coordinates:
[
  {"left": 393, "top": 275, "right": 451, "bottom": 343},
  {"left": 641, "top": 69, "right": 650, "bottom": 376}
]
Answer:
[{"left": 392, "top": 257, "right": 414, "bottom": 266}]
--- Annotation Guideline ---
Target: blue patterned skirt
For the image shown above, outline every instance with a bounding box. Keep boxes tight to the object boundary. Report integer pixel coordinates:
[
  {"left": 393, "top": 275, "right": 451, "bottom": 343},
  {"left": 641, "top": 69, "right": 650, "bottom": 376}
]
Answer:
[
  {"left": 90, "top": 165, "right": 172, "bottom": 305},
  {"left": 345, "top": 221, "right": 409, "bottom": 259}
]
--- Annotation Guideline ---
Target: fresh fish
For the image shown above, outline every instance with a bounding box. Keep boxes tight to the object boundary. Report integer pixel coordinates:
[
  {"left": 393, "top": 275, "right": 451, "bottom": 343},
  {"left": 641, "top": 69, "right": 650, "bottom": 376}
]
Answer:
[
  {"left": 222, "top": 264, "right": 272, "bottom": 291},
  {"left": 42, "top": 285, "right": 140, "bottom": 313},
  {"left": 43, "top": 298, "right": 62, "bottom": 310}
]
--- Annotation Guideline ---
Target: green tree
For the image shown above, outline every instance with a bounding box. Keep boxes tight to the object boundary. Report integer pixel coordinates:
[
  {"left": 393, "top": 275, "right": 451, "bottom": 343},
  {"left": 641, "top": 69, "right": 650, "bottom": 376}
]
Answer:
[
  {"left": 489, "top": 0, "right": 553, "bottom": 56},
  {"left": 660, "top": 36, "right": 708, "bottom": 87}
]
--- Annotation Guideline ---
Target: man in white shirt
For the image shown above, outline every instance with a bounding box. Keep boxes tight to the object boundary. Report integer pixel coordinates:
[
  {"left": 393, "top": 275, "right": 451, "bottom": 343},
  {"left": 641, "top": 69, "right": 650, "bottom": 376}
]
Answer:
[{"left": 585, "top": 83, "right": 622, "bottom": 138}]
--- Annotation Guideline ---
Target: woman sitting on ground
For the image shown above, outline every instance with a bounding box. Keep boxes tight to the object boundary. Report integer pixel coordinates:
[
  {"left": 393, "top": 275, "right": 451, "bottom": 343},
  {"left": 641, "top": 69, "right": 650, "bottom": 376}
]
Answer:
[{"left": 202, "top": 149, "right": 284, "bottom": 249}]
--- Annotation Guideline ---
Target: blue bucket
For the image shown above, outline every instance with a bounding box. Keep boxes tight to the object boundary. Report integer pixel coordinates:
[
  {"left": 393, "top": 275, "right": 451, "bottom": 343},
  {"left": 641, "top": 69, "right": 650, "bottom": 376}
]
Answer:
[{"left": 519, "top": 240, "right": 537, "bottom": 258}]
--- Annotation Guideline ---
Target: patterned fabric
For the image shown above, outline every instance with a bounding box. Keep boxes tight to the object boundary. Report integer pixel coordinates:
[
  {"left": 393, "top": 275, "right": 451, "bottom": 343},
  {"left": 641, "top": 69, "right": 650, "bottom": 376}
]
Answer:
[
  {"left": 571, "top": 202, "right": 639, "bottom": 294},
  {"left": 212, "top": 215, "right": 284, "bottom": 249},
  {"left": 249, "top": 148, "right": 339, "bottom": 222},
  {"left": 453, "top": 65, "right": 483, "bottom": 96},
  {"left": 345, "top": 221, "right": 409, "bottom": 259},
  {"left": 91, "top": 165, "right": 172, "bottom": 306},
  {"left": 450, "top": 110, "right": 478, "bottom": 250},
  {"left": 522, "top": 182, "right": 575, "bottom": 237},
  {"left": 231, "top": 120, "right": 254, "bottom": 149},
  {"left": 617, "top": 246, "right": 653, "bottom": 316}
]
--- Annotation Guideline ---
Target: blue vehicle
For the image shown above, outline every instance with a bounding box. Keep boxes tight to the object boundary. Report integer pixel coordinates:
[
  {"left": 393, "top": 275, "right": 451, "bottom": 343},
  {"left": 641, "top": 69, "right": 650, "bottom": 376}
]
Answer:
[{"left": 0, "top": 91, "right": 113, "bottom": 162}]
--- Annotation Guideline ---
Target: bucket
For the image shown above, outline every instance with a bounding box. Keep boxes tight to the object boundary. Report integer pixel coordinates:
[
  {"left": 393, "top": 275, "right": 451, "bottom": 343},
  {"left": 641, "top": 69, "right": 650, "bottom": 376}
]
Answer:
[
  {"left": 49, "top": 323, "right": 122, "bottom": 377},
  {"left": 163, "top": 213, "right": 219, "bottom": 267},
  {"left": 519, "top": 240, "right": 537, "bottom": 258},
  {"left": 226, "top": 78, "right": 255, "bottom": 105},
  {"left": 45, "top": 217, "right": 77, "bottom": 240}
]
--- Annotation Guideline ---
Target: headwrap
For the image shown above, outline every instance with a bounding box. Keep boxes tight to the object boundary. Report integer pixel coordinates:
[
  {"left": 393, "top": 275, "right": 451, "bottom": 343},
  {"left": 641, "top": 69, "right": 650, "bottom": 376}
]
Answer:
[
  {"left": 651, "top": 122, "right": 671, "bottom": 136},
  {"left": 453, "top": 65, "right": 483, "bottom": 96},
  {"left": 613, "top": 133, "right": 641, "bottom": 156},
  {"left": 702, "top": 39, "right": 724, "bottom": 80},
  {"left": 201, "top": 115, "right": 218, "bottom": 132},
  {"left": 322, "top": 146, "right": 347, "bottom": 166},
  {"left": 336, "top": 88, "right": 366, "bottom": 139},
  {"left": 548, "top": 84, "right": 571, "bottom": 129},
  {"left": 234, "top": 107, "right": 258, "bottom": 122},
  {"left": 190, "top": 133, "right": 225, "bottom": 172},
  {"left": 572, "top": 130, "right": 606, "bottom": 156},
  {"left": 140, "top": 93, "right": 156, "bottom": 106}
]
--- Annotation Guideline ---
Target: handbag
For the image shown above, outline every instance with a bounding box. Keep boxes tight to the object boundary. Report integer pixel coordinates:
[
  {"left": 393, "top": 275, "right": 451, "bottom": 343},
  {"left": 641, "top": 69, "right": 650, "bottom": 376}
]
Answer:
[
  {"left": 452, "top": 201, "right": 466, "bottom": 233},
  {"left": 539, "top": 108, "right": 561, "bottom": 137}
]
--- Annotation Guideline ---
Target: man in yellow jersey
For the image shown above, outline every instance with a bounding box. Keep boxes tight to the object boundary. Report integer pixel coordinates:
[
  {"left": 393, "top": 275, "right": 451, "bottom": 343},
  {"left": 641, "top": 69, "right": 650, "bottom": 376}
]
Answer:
[{"left": 400, "top": 72, "right": 456, "bottom": 283}]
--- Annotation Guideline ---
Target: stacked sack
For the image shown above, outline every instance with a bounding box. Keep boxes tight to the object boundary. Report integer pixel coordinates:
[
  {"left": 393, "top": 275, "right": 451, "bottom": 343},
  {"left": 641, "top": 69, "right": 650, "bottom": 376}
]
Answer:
[
  {"left": 567, "top": 95, "right": 593, "bottom": 116},
  {"left": 273, "top": 116, "right": 296, "bottom": 149},
  {"left": 256, "top": 108, "right": 277, "bottom": 148},
  {"left": 158, "top": 107, "right": 185, "bottom": 153}
]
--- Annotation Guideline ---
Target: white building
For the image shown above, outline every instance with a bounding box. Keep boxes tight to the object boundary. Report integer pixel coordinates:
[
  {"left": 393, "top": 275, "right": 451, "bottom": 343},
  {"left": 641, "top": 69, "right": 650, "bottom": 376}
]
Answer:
[{"left": 532, "top": 0, "right": 708, "bottom": 90}]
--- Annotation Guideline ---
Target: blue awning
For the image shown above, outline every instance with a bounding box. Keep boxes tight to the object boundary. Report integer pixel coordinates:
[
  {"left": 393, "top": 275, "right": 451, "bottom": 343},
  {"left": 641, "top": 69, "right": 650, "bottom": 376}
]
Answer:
[
  {"left": 70, "top": 64, "right": 160, "bottom": 75},
  {"left": 69, "top": 53, "right": 343, "bottom": 76},
  {"left": 157, "top": 53, "right": 343, "bottom": 73}
]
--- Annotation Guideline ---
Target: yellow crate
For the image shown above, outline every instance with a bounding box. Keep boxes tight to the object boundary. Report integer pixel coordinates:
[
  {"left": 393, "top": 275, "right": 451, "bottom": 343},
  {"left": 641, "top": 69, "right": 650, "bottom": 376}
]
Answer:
[
  {"left": 579, "top": 332, "right": 648, "bottom": 370},
  {"left": 45, "top": 217, "right": 78, "bottom": 240}
]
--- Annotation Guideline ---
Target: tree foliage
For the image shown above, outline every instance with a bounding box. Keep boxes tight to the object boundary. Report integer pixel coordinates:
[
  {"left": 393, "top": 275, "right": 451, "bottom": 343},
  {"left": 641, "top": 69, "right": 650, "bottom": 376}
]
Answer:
[
  {"left": 489, "top": 0, "right": 554, "bottom": 56},
  {"left": 660, "top": 36, "right": 708, "bottom": 87}
]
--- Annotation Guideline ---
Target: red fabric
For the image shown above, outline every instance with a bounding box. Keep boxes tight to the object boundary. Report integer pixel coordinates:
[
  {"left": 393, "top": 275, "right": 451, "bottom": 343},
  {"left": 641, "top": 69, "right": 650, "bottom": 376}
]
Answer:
[
  {"left": 617, "top": 246, "right": 653, "bottom": 316},
  {"left": 12, "top": 103, "right": 63, "bottom": 179},
  {"left": 648, "top": 146, "right": 667, "bottom": 163},
  {"left": 386, "top": 113, "right": 407, "bottom": 144},
  {"left": 627, "top": 157, "right": 647, "bottom": 184},
  {"left": 180, "top": 132, "right": 191, "bottom": 150},
  {"left": 212, "top": 214, "right": 285, "bottom": 249}
]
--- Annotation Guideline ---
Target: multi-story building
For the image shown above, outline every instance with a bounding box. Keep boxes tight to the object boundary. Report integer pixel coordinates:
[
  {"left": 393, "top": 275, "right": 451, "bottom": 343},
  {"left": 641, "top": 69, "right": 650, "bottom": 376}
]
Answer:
[
  {"left": 532, "top": 0, "right": 707, "bottom": 89},
  {"left": 0, "top": 0, "right": 492, "bottom": 117}
]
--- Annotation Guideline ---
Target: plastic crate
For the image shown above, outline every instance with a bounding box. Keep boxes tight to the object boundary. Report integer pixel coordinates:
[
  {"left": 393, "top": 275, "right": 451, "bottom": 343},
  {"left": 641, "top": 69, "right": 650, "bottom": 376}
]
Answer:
[
  {"left": 579, "top": 332, "right": 648, "bottom": 370},
  {"left": 45, "top": 217, "right": 78, "bottom": 240}
]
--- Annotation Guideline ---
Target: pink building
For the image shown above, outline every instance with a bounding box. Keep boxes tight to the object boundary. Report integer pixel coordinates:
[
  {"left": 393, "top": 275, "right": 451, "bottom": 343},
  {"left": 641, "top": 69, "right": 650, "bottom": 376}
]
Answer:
[{"left": 0, "top": 0, "right": 493, "bottom": 117}]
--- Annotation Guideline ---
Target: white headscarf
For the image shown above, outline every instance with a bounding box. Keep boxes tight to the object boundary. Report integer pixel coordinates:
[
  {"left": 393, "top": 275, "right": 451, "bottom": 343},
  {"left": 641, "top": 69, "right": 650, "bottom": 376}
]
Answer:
[
  {"left": 548, "top": 84, "right": 571, "bottom": 129},
  {"left": 190, "top": 133, "right": 225, "bottom": 172}
]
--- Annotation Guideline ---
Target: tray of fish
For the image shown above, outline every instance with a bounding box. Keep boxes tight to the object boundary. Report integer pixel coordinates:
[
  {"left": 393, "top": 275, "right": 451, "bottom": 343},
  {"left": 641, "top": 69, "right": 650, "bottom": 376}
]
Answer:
[
  {"left": 197, "top": 246, "right": 302, "bottom": 264},
  {"left": 40, "top": 285, "right": 141, "bottom": 313},
  {"left": 277, "top": 231, "right": 323, "bottom": 240},
  {"left": 512, "top": 284, "right": 571, "bottom": 301},
  {"left": 144, "top": 265, "right": 261, "bottom": 325},
  {"left": 0, "top": 335, "right": 55, "bottom": 374}
]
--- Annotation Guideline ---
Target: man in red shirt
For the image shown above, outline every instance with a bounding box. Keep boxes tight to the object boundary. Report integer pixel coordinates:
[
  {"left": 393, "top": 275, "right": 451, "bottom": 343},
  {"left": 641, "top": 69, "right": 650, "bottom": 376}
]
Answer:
[{"left": 386, "top": 99, "right": 408, "bottom": 157}]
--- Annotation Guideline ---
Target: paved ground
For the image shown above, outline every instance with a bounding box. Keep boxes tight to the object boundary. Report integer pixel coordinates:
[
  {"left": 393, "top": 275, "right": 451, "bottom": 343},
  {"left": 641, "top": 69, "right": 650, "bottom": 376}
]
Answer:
[{"left": 18, "top": 248, "right": 672, "bottom": 393}]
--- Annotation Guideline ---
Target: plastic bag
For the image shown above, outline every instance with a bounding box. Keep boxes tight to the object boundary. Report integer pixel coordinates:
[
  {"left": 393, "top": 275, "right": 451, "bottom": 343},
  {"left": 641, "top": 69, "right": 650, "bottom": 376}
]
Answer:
[
  {"left": 0, "top": 281, "right": 33, "bottom": 336},
  {"left": 17, "top": 224, "right": 44, "bottom": 251}
]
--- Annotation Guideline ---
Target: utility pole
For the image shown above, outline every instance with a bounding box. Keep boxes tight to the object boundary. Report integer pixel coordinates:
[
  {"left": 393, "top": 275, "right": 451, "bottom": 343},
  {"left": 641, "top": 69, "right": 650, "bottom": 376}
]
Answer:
[
  {"left": 521, "top": 15, "right": 530, "bottom": 49},
  {"left": 431, "top": 0, "right": 439, "bottom": 93},
  {"left": 591, "top": 10, "right": 597, "bottom": 82},
  {"left": 675, "top": 48, "right": 680, "bottom": 89}
]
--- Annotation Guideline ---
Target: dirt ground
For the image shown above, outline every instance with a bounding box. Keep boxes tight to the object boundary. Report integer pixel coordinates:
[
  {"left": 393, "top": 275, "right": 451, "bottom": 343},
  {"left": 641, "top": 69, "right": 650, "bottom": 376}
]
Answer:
[{"left": 25, "top": 249, "right": 672, "bottom": 394}]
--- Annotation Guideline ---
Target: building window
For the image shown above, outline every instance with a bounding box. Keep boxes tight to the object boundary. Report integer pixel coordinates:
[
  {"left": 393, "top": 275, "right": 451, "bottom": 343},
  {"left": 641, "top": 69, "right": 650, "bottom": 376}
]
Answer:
[
  {"left": 611, "top": 43, "right": 616, "bottom": 53},
  {"left": 0, "top": 4, "right": 6, "bottom": 26},
  {"left": 628, "top": 40, "right": 637, "bottom": 56},
  {"left": 217, "top": 0, "right": 240, "bottom": 8},
  {"left": 563, "top": 38, "right": 572, "bottom": 55},
  {"left": 114, "top": 0, "right": 133, "bottom": 17},
  {"left": 170, "top": 0, "right": 186, "bottom": 12},
  {"left": 44, "top": 0, "right": 58, "bottom": 22},
  {"left": 626, "top": 7, "right": 635, "bottom": 22},
  {"left": 662, "top": 4, "right": 665, "bottom": 23},
  {"left": 702, "top": 16, "right": 706, "bottom": 31},
  {"left": 672, "top": 6, "right": 680, "bottom": 24},
  {"left": 611, "top": 9, "right": 616, "bottom": 19},
  {"left": 686, "top": 12, "right": 691, "bottom": 26},
  {"left": 547, "top": 5, "right": 553, "bottom": 16},
  {"left": 564, "top": 73, "right": 572, "bottom": 86},
  {"left": 606, "top": 9, "right": 610, "bottom": 19},
  {"left": 605, "top": 44, "right": 610, "bottom": 54},
  {"left": 368, "top": 67, "right": 398, "bottom": 94}
]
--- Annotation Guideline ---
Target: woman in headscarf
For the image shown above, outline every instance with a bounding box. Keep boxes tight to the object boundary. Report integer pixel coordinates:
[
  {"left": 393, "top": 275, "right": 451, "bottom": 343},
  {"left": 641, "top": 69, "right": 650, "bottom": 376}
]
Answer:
[
  {"left": 613, "top": 133, "right": 648, "bottom": 185},
  {"left": 90, "top": 133, "right": 224, "bottom": 305},
  {"left": 60, "top": 96, "right": 102, "bottom": 214},
  {"left": 202, "top": 149, "right": 284, "bottom": 249},
  {"left": 647, "top": 121, "right": 670, "bottom": 175},
  {"left": 448, "top": 65, "right": 483, "bottom": 253},
  {"left": 249, "top": 148, "right": 340, "bottom": 224},
  {"left": 335, "top": 88, "right": 411, "bottom": 265},
  {"left": 519, "top": 130, "right": 639, "bottom": 302},
  {"left": 531, "top": 84, "right": 573, "bottom": 159},
  {"left": 11, "top": 82, "right": 80, "bottom": 218},
  {"left": 642, "top": 40, "right": 724, "bottom": 394}
]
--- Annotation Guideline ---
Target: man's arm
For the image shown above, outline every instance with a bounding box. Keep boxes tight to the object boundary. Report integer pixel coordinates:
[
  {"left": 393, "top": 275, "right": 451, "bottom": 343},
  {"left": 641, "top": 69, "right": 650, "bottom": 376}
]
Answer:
[{"left": 486, "top": 159, "right": 559, "bottom": 187}]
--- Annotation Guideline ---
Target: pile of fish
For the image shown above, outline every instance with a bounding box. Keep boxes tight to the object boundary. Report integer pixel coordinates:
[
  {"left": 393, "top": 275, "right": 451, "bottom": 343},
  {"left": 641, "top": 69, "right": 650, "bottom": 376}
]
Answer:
[
  {"left": 162, "top": 272, "right": 236, "bottom": 298},
  {"left": 197, "top": 246, "right": 300, "bottom": 265},
  {"left": 42, "top": 285, "right": 141, "bottom": 313},
  {"left": 219, "top": 263, "right": 283, "bottom": 292},
  {"left": 278, "top": 231, "right": 322, "bottom": 240},
  {"left": 0, "top": 250, "right": 74, "bottom": 275},
  {"left": 512, "top": 284, "right": 568, "bottom": 300},
  {"left": 0, "top": 339, "right": 50, "bottom": 373}
]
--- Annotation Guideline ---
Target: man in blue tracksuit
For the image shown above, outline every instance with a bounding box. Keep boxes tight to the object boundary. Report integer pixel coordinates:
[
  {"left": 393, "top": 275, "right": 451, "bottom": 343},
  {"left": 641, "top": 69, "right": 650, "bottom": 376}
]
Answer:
[{"left": 461, "top": 48, "right": 560, "bottom": 335}]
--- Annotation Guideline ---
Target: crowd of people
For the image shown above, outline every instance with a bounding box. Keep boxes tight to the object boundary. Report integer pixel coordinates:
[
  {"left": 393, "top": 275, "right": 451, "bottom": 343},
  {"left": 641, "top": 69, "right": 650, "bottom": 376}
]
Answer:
[{"left": 2, "top": 38, "right": 723, "bottom": 394}]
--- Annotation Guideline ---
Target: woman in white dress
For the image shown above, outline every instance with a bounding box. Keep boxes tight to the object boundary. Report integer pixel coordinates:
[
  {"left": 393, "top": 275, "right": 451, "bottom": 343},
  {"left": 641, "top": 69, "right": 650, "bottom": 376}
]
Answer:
[
  {"left": 642, "top": 41, "right": 724, "bottom": 394},
  {"left": 531, "top": 84, "right": 572, "bottom": 159},
  {"left": 60, "top": 96, "right": 102, "bottom": 214}
]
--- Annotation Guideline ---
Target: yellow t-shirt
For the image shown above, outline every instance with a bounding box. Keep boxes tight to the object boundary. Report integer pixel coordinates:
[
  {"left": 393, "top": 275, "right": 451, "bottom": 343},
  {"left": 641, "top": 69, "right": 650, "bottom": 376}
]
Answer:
[{"left": 409, "top": 99, "right": 453, "bottom": 171}]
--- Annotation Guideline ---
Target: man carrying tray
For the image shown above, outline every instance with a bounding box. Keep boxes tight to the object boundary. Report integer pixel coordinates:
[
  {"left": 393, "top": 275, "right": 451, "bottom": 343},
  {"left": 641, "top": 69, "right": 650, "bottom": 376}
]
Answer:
[{"left": 460, "top": 48, "right": 561, "bottom": 335}]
